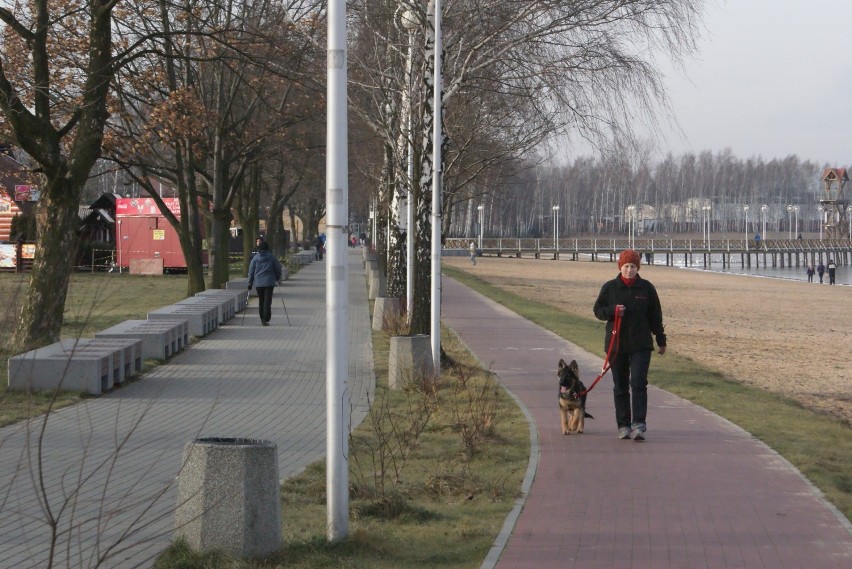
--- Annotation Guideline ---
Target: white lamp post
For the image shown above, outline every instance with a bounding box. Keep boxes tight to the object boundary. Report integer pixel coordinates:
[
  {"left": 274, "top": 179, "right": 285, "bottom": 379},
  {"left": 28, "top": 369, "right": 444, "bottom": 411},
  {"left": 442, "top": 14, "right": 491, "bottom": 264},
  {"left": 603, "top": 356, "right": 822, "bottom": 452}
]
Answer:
[
  {"left": 760, "top": 204, "right": 768, "bottom": 240},
  {"left": 743, "top": 205, "right": 750, "bottom": 249},
  {"left": 326, "top": 0, "right": 349, "bottom": 542},
  {"left": 477, "top": 204, "right": 484, "bottom": 250},
  {"left": 702, "top": 204, "right": 711, "bottom": 246},
  {"left": 402, "top": 9, "right": 417, "bottom": 323},
  {"left": 627, "top": 205, "right": 636, "bottom": 250},
  {"left": 552, "top": 205, "right": 560, "bottom": 252},
  {"left": 430, "top": 0, "right": 443, "bottom": 374},
  {"left": 793, "top": 205, "right": 799, "bottom": 238},
  {"left": 818, "top": 204, "right": 825, "bottom": 240},
  {"left": 786, "top": 204, "right": 794, "bottom": 239}
]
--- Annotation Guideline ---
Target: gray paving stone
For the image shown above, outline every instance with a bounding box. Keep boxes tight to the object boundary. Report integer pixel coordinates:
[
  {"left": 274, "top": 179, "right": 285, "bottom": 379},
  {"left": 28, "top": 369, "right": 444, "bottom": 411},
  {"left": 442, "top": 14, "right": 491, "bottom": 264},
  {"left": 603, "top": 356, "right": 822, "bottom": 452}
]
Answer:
[{"left": 0, "top": 250, "right": 375, "bottom": 568}]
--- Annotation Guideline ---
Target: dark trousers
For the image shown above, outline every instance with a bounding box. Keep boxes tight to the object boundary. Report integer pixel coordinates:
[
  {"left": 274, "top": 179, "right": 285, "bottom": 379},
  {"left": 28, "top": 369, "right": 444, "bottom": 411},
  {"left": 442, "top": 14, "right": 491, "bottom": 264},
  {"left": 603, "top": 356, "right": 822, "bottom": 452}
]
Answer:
[
  {"left": 256, "top": 286, "right": 274, "bottom": 324},
  {"left": 610, "top": 349, "right": 652, "bottom": 429}
]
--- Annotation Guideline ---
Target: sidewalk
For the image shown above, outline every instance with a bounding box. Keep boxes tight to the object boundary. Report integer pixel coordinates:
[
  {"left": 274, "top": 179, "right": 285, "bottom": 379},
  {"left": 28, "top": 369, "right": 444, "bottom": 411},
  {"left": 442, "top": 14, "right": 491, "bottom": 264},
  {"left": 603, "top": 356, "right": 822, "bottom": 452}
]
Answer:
[
  {"left": 441, "top": 277, "right": 852, "bottom": 569},
  {"left": 0, "top": 250, "right": 375, "bottom": 569}
]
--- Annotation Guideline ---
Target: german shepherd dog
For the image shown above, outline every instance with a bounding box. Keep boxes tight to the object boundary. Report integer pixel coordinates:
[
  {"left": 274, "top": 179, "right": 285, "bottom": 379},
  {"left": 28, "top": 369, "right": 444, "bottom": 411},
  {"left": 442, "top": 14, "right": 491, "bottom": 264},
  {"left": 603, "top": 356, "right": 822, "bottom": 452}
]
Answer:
[{"left": 558, "top": 359, "right": 594, "bottom": 434}]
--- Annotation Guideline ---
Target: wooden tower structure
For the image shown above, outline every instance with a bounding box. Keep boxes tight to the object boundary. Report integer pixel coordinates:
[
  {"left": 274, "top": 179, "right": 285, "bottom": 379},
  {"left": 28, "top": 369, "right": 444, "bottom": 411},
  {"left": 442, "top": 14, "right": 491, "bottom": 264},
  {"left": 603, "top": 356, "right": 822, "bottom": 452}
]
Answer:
[{"left": 820, "top": 168, "right": 850, "bottom": 239}]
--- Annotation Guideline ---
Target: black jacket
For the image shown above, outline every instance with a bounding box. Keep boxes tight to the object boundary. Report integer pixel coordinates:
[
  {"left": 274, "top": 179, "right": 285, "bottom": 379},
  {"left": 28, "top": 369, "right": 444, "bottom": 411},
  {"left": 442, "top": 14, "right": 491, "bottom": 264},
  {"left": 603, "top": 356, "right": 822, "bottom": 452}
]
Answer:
[{"left": 593, "top": 274, "right": 666, "bottom": 354}]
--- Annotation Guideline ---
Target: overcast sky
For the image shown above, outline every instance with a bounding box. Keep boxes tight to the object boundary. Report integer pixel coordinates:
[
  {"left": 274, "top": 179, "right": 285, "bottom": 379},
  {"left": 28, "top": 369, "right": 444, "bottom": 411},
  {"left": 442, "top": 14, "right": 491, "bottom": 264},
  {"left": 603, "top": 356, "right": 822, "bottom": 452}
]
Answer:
[{"left": 647, "top": 0, "right": 852, "bottom": 166}]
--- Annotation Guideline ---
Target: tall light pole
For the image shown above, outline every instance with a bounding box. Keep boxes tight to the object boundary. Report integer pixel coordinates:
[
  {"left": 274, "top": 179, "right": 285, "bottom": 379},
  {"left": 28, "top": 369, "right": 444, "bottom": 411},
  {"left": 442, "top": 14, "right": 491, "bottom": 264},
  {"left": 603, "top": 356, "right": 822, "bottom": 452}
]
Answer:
[
  {"left": 477, "top": 204, "right": 484, "bottom": 249},
  {"left": 760, "top": 204, "right": 768, "bottom": 240},
  {"left": 627, "top": 205, "right": 636, "bottom": 249},
  {"left": 818, "top": 204, "right": 825, "bottom": 240},
  {"left": 402, "top": 10, "right": 417, "bottom": 322},
  {"left": 793, "top": 205, "right": 799, "bottom": 238},
  {"left": 326, "top": 0, "right": 349, "bottom": 542},
  {"left": 786, "top": 204, "right": 794, "bottom": 239},
  {"left": 702, "top": 204, "right": 711, "bottom": 245},
  {"left": 743, "top": 205, "right": 750, "bottom": 248},
  {"left": 430, "top": 0, "right": 443, "bottom": 373},
  {"left": 552, "top": 205, "right": 560, "bottom": 251}
]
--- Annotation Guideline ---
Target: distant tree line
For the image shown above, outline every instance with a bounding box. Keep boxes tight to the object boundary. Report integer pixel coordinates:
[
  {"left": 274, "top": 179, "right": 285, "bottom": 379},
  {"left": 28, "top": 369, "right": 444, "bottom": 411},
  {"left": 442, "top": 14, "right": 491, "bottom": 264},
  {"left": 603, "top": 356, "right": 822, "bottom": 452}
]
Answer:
[{"left": 452, "top": 149, "right": 835, "bottom": 239}]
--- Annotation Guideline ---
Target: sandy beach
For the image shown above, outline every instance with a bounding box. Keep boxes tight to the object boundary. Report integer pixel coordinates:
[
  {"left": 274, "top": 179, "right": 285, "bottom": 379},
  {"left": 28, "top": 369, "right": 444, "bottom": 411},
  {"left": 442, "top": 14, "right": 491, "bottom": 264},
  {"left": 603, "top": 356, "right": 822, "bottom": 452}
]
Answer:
[{"left": 444, "top": 255, "right": 852, "bottom": 425}]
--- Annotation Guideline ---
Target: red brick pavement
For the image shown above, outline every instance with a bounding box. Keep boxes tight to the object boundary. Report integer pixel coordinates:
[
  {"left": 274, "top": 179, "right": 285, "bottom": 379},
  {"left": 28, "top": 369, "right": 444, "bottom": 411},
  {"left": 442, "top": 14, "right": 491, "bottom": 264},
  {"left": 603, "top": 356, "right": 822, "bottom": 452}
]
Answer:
[{"left": 441, "top": 277, "right": 852, "bottom": 569}]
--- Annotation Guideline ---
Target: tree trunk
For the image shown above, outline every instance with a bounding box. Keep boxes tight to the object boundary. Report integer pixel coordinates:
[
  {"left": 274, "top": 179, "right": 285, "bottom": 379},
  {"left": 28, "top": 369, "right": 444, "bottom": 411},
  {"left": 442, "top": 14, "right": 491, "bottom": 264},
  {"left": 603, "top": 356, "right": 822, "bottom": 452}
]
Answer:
[
  {"left": 12, "top": 180, "right": 81, "bottom": 352},
  {"left": 207, "top": 206, "right": 233, "bottom": 289}
]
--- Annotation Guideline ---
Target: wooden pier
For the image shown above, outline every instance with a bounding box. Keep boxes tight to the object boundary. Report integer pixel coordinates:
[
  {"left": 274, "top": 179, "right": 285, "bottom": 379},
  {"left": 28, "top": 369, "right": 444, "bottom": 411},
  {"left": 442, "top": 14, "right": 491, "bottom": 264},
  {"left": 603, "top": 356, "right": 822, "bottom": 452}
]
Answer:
[{"left": 444, "top": 238, "right": 852, "bottom": 268}]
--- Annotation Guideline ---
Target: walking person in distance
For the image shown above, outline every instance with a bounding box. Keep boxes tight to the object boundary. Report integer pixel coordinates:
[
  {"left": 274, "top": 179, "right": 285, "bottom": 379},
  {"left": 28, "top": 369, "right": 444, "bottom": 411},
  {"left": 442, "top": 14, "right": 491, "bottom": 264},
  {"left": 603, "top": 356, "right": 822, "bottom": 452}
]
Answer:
[
  {"left": 247, "top": 241, "right": 282, "bottom": 326},
  {"left": 827, "top": 259, "right": 836, "bottom": 285},
  {"left": 593, "top": 249, "right": 667, "bottom": 441}
]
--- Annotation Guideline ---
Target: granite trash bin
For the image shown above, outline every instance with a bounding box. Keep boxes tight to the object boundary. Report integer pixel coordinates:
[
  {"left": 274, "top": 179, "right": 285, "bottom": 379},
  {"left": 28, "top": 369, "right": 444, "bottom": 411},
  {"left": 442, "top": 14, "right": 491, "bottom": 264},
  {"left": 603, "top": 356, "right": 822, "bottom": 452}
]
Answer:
[{"left": 175, "top": 437, "right": 282, "bottom": 559}]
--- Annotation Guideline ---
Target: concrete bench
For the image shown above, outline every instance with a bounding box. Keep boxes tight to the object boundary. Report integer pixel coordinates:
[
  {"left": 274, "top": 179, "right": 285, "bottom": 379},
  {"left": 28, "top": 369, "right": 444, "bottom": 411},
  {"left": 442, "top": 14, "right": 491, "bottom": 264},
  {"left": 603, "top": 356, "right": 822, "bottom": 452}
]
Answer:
[
  {"left": 96, "top": 319, "right": 187, "bottom": 361},
  {"left": 176, "top": 295, "right": 235, "bottom": 325},
  {"left": 8, "top": 339, "right": 127, "bottom": 394},
  {"left": 289, "top": 251, "right": 315, "bottom": 266},
  {"left": 226, "top": 277, "right": 256, "bottom": 298},
  {"left": 196, "top": 289, "right": 249, "bottom": 313},
  {"left": 148, "top": 304, "right": 217, "bottom": 338},
  {"left": 85, "top": 338, "right": 143, "bottom": 385}
]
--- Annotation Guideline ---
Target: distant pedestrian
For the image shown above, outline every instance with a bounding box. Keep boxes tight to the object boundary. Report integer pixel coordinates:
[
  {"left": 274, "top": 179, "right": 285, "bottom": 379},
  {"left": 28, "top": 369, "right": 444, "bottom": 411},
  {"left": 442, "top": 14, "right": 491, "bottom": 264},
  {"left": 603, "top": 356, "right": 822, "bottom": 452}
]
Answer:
[
  {"left": 469, "top": 242, "right": 477, "bottom": 265},
  {"left": 827, "top": 259, "right": 836, "bottom": 285},
  {"left": 314, "top": 235, "right": 324, "bottom": 261},
  {"left": 247, "top": 241, "right": 282, "bottom": 327},
  {"left": 817, "top": 262, "right": 825, "bottom": 284},
  {"left": 797, "top": 233, "right": 803, "bottom": 240},
  {"left": 806, "top": 265, "right": 815, "bottom": 283},
  {"left": 250, "top": 235, "right": 264, "bottom": 259}
]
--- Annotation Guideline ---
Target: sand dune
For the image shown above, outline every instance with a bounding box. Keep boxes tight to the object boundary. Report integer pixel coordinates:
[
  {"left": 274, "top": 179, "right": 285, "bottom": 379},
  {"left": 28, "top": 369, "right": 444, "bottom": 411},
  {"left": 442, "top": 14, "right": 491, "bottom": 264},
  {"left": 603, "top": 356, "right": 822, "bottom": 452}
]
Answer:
[{"left": 444, "top": 256, "right": 852, "bottom": 425}]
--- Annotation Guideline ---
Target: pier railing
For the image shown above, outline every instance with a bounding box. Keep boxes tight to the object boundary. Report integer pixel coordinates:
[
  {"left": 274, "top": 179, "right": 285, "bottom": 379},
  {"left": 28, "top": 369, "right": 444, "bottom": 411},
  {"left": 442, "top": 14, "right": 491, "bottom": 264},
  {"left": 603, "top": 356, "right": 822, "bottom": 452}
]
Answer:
[{"left": 444, "top": 238, "right": 852, "bottom": 267}]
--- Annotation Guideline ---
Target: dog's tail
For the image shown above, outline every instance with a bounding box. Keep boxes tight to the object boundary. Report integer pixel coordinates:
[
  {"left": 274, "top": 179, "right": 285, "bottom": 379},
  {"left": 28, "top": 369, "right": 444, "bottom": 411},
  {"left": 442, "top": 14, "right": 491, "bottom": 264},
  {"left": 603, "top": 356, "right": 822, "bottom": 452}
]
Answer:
[{"left": 584, "top": 412, "right": 594, "bottom": 419}]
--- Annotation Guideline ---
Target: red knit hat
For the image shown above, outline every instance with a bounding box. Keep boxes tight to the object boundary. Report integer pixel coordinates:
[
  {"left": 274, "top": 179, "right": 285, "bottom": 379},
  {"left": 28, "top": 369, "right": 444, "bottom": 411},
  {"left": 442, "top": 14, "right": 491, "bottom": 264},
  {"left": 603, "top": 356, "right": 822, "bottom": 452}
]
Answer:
[{"left": 617, "top": 249, "right": 641, "bottom": 269}]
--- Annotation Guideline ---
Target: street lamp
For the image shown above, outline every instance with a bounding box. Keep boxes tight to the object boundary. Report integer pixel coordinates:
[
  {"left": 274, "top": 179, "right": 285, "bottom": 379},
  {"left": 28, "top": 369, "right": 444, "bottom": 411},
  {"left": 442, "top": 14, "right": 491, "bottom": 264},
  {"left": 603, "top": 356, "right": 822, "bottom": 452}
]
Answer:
[
  {"left": 743, "top": 205, "right": 750, "bottom": 248},
  {"left": 552, "top": 205, "right": 560, "bottom": 251},
  {"left": 430, "top": 0, "right": 444, "bottom": 374},
  {"left": 793, "top": 205, "right": 799, "bottom": 238},
  {"left": 760, "top": 204, "right": 768, "bottom": 240},
  {"left": 817, "top": 204, "right": 825, "bottom": 240},
  {"left": 402, "top": 9, "right": 417, "bottom": 324},
  {"left": 786, "top": 205, "right": 794, "bottom": 239},
  {"left": 702, "top": 204, "right": 711, "bottom": 245},
  {"left": 626, "top": 205, "right": 636, "bottom": 249},
  {"left": 477, "top": 204, "right": 484, "bottom": 250}
]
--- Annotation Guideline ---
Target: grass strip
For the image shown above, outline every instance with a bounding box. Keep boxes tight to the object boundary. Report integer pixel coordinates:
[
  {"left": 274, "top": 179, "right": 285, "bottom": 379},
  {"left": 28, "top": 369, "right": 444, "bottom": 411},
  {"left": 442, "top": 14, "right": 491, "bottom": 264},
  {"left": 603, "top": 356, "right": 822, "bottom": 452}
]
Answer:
[
  {"left": 444, "top": 265, "right": 852, "bottom": 523},
  {"left": 155, "top": 325, "right": 531, "bottom": 568}
]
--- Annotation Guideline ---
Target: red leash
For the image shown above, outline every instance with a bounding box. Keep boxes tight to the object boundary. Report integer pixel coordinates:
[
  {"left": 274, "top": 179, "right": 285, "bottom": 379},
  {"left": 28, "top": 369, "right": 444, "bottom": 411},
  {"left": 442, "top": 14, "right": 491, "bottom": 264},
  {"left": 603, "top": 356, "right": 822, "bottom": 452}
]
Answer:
[{"left": 574, "top": 307, "right": 622, "bottom": 398}]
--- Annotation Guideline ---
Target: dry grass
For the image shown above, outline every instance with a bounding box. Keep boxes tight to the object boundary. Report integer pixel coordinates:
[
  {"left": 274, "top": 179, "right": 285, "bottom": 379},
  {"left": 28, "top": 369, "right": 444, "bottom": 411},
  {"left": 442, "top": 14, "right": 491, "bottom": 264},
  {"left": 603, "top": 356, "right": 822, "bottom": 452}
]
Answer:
[{"left": 0, "top": 272, "right": 189, "bottom": 426}]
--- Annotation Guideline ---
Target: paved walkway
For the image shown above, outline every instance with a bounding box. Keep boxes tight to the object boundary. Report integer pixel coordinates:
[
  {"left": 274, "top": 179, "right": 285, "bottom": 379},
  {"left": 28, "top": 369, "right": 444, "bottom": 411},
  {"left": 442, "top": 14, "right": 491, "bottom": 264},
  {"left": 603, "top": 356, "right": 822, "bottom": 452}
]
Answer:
[
  {"left": 3, "top": 255, "right": 851, "bottom": 569},
  {"left": 441, "top": 277, "right": 852, "bottom": 569},
  {"left": 0, "top": 250, "right": 374, "bottom": 569}
]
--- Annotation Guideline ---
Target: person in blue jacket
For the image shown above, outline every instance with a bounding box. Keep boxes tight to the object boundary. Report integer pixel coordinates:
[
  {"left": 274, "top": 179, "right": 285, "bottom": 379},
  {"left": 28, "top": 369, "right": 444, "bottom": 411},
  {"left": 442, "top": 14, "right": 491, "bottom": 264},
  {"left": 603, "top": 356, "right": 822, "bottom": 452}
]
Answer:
[{"left": 247, "top": 241, "right": 282, "bottom": 326}]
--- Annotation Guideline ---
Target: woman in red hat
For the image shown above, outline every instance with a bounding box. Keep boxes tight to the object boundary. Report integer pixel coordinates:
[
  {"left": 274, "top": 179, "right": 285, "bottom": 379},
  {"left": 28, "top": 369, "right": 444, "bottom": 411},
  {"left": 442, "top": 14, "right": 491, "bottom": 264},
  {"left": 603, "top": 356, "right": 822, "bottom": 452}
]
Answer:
[{"left": 593, "top": 249, "right": 667, "bottom": 440}]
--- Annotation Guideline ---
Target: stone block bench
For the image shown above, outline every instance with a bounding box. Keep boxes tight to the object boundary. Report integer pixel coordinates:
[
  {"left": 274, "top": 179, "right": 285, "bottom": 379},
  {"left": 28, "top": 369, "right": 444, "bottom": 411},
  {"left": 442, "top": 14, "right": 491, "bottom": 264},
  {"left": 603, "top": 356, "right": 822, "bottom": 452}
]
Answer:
[
  {"left": 148, "top": 304, "right": 217, "bottom": 338},
  {"left": 290, "top": 251, "right": 315, "bottom": 266},
  {"left": 96, "top": 319, "right": 187, "bottom": 361},
  {"left": 226, "top": 277, "right": 256, "bottom": 298},
  {"left": 176, "top": 295, "right": 235, "bottom": 325},
  {"left": 85, "top": 338, "right": 143, "bottom": 384},
  {"left": 195, "top": 288, "right": 248, "bottom": 313},
  {"left": 8, "top": 337, "right": 142, "bottom": 395}
]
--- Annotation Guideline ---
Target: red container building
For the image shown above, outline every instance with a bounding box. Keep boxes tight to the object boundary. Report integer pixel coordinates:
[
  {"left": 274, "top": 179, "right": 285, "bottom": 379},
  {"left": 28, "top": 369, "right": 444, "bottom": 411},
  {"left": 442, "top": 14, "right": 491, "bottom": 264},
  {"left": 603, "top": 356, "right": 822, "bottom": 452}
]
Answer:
[{"left": 116, "top": 198, "right": 204, "bottom": 272}]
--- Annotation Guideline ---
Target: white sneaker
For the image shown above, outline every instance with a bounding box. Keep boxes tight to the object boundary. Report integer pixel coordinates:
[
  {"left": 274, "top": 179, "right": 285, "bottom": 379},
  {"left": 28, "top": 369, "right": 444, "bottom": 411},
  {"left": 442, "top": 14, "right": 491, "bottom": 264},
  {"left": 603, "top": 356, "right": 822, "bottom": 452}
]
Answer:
[{"left": 618, "top": 427, "right": 631, "bottom": 439}]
